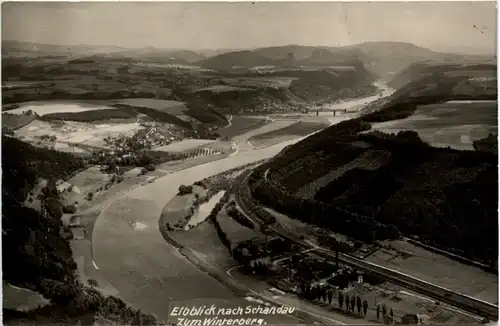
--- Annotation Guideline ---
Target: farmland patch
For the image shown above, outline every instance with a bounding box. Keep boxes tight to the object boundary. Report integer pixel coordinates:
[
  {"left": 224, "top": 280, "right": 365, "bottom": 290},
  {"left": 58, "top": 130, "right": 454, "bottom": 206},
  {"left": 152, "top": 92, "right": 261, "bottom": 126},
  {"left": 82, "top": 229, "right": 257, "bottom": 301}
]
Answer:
[
  {"left": 369, "top": 100, "right": 497, "bottom": 150},
  {"left": 248, "top": 121, "right": 328, "bottom": 149},
  {"left": 217, "top": 116, "right": 269, "bottom": 139},
  {"left": 154, "top": 139, "right": 216, "bottom": 152}
]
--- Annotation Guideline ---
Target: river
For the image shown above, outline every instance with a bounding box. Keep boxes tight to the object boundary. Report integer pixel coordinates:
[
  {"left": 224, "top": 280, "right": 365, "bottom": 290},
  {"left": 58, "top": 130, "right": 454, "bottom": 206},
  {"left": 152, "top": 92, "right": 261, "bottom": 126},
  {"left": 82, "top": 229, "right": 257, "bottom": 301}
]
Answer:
[{"left": 91, "top": 87, "right": 392, "bottom": 322}]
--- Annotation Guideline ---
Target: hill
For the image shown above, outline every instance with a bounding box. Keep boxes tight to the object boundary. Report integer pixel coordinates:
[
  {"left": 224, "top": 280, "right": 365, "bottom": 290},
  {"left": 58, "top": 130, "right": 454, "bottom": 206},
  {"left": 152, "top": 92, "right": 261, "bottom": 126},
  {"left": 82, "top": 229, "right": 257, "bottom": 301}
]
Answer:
[
  {"left": 2, "top": 136, "right": 162, "bottom": 325},
  {"left": 246, "top": 68, "right": 498, "bottom": 266},
  {"left": 388, "top": 61, "right": 497, "bottom": 90},
  {"left": 201, "top": 42, "right": 495, "bottom": 78},
  {"left": 174, "top": 66, "right": 377, "bottom": 114},
  {"left": 198, "top": 50, "right": 277, "bottom": 70},
  {"left": 112, "top": 47, "right": 206, "bottom": 63}
]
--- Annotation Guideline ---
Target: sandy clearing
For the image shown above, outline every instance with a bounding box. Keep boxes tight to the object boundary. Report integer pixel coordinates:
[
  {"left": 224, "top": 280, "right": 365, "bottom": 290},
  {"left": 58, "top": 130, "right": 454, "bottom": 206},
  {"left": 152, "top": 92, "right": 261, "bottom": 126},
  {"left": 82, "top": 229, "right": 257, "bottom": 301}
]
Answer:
[
  {"left": 7, "top": 102, "right": 117, "bottom": 116},
  {"left": 16, "top": 119, "right": 143, "bottom": 148}
]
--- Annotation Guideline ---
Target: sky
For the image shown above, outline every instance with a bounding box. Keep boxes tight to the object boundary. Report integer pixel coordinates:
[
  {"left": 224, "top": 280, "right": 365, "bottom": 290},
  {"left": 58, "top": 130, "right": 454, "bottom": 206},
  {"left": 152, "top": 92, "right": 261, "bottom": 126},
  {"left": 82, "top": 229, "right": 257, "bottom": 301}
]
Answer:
[{"left": 2, "top": 1, "right": 496, "bottom": 55}]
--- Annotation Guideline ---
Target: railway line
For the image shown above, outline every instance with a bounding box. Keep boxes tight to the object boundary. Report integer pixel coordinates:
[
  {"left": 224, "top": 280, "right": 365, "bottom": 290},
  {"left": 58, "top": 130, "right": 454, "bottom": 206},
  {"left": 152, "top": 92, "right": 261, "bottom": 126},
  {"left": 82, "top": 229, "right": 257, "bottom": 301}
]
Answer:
[{"left": 235, "top": 170, "right": 499, "bottom": 321}]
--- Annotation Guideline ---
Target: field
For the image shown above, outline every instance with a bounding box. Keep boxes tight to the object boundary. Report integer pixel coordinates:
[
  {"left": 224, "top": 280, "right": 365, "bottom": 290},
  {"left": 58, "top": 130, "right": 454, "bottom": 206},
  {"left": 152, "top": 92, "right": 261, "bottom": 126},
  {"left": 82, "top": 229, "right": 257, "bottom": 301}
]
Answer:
[
  {"left": 248, "top": 121, "right": 329, "bottom": 148},
  {"left": 217, "top": 116, "right": 269, "bottom": 139},
  {"left": 2, "top": 113, "right": 37, "bottom": 130},
  {"left": 214, "top": 204, "right": 263, "bottom": 251},
  {"left": 154, "top": 139, "right": 215, "bottom": 152},
  {"left": 369, "top": 100, "right": 497, "bottom": 150},
  {"left": 160, "top": 185, "right": 206, "bottom": 229},
  {"left": 3, "top": 283, "right": 50, "bottom": 311},
  {"left": 366, "top": 240, "right": 498, "bottom": 304},
  {"left": 167, "top": 221, "right": 236, "bottom": 269},
  {"left": 109, "top": 98, "right": 188, "bottom": 115}
]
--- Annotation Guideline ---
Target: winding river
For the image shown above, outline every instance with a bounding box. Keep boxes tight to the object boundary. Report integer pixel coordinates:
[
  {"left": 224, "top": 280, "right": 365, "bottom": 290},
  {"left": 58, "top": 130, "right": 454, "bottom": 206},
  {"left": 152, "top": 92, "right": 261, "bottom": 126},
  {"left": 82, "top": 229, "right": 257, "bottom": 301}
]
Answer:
[{"left": 91, "top": 86, "right": 393, "bottom": 322}]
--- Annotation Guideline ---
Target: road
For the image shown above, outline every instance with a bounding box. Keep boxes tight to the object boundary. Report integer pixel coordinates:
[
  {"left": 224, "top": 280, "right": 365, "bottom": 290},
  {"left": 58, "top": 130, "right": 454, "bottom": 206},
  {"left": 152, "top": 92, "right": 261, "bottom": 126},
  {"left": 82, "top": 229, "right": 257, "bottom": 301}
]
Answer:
[
  {"left": 234, "top": 156, "right": 499, "bottom": 322},
  {"left": 91, "top": 90, "right": 394, "bottom": 323}
]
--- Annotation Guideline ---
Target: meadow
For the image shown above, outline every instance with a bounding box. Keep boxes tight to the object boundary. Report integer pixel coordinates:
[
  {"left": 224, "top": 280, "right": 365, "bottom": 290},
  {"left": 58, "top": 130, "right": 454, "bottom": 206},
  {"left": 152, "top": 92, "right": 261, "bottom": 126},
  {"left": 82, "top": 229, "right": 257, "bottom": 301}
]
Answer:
[
  {"left": 248, "top": 121, "right": 329, "bottom": 148},
  {"left": 369, "top": 100, "right": 497, "bottom": 150}
]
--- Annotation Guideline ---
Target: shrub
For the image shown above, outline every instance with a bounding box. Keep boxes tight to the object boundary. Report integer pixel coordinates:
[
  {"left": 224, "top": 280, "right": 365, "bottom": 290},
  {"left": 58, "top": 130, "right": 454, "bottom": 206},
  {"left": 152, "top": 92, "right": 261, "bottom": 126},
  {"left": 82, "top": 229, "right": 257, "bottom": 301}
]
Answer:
[
  {"left": 178, "top": 185, "right": 193, "bottom": 195},
  {"left": 63, "top": 204, "right": 77, "bottom": 214}
]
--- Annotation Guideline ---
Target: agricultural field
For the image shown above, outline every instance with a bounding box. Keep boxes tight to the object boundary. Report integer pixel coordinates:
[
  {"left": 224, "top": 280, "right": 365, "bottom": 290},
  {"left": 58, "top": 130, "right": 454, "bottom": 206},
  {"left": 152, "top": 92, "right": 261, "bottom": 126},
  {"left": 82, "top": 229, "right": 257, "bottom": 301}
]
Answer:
[
  {"left": 214, "top": 203, "right": 263, "bottom": 252},
  {"left": 217, "top": 116, "right": 269, "bottom": 139},
  {"left": 248, "top": 121, "right": 329, "bottom": 149},
  {"left": 2, "top": 113, "right": 37, "bottom": 130},
  {"left": 366, "top": 240, "right": 498, "bottom": 305},
  {"left": 154, "top": 139, "right": 215, "bottom": 152},
  {"left": 369, "top": 100, "right": 497, "bottom": 150},
  {"left": 167, "top": 220, "right": 236, "bottom": 269}
]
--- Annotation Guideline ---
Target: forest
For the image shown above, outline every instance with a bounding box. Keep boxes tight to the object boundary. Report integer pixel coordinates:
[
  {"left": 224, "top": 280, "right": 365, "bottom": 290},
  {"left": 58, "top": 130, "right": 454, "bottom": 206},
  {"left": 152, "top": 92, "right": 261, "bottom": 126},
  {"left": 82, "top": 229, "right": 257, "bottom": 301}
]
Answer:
[
  {"left": 247, "top": 87, "right": 498, "bottom": 265},
  {"left": 2, "top": 136, "right": 162, "bottom": 325}
]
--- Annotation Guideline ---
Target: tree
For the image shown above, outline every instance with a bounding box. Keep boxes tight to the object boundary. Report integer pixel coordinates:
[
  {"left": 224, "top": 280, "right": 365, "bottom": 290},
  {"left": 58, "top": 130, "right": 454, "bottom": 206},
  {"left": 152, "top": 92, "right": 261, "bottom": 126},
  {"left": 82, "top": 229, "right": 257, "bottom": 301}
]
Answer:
[
  {"left": 356, "top": 296, "right": 362, "bottom": 314},
  {"left": 345, "top": 294, "right": 350, "bottom": 311},
  {"left": 88, "top": 279, "right": 99, "bottom": 288},
  {"left": 363, "top": 300, "right": 368, "bottom": 316},
  {"left": 338, "top": 292, "right": 344, "bottom": 309},
  {"left": 390, "top": 308, "right": 394, "bottom": 323},
  {"left": 382, "top": 304, "right": 387, "bottom": 317},
  {"left": 376, "top": 304, "right": 380, "bottom": 320},
  {"left": 350, "top": 296, "right": 355, "bottom": 312}
]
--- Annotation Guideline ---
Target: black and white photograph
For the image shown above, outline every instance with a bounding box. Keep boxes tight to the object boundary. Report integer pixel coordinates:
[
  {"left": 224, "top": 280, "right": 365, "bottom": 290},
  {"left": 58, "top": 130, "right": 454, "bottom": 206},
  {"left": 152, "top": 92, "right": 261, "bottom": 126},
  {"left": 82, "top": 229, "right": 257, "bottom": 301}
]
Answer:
[{"left": 1, "top": 1, "right": 498, "bottom": 325}]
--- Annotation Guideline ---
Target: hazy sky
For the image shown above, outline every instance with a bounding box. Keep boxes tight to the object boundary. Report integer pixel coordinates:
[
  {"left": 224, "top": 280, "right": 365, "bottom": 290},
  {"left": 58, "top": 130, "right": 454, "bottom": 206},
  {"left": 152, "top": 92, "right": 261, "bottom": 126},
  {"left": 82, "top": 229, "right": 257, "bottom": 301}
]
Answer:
[{"left": 2, "top": 2, "right": 496, "bottom": 54}]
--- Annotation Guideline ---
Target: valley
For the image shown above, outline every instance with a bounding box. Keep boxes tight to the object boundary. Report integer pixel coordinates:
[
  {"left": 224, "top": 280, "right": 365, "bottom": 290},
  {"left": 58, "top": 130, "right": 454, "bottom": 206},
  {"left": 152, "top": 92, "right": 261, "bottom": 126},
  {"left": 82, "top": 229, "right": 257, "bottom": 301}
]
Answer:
[{"left": 2, "top": 5, "right": 497, "bottom": 325}]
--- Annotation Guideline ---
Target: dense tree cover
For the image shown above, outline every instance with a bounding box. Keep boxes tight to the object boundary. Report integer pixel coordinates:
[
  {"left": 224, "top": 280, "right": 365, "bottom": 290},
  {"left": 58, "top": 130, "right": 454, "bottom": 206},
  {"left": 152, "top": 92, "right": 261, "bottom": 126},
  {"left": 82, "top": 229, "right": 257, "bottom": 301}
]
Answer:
[
  {"left": 473, "top": 133, "right": 497, "bottom": 154},
  {"left": 40, "top": 108, "right": 138, "bottom": 122},
  {"left": 2, "top": 137, "right": 162, "bottom": 324},
  {"left": 226, "top": 201, "right": 255, "bottom": 229},
  {"left": 247, "top": 83, "right": 498, "bottom": 264},
  {"left": 2, "top": 137, "right": 86, "bottom": 201}
]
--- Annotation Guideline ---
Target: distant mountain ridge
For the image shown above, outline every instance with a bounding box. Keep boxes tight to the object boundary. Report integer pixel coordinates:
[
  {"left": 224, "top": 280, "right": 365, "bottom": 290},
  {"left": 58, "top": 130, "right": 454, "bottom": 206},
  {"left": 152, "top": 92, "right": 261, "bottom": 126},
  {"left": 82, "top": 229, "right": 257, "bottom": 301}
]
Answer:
[
  {"left": 3, "top": 40, "right": 495, "bottom": 77},
  {"left": 200, "top": 42, "right": 495, "bottom": 76}
]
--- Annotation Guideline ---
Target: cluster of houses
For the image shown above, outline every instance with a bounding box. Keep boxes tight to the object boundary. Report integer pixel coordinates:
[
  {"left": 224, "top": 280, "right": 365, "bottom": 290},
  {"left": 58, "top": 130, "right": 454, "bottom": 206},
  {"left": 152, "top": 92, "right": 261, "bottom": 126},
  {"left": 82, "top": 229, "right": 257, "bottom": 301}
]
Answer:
[{"left": 103, "top": 123, "right": 183, "bottom": 152}]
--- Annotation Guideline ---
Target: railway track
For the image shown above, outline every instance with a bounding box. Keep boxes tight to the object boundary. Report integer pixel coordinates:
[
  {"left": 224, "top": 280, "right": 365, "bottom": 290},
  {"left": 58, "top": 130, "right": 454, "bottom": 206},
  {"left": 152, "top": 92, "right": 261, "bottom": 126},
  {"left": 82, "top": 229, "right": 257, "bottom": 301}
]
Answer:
[{"left": 235, "top": 170, "right": 499, "bottom": 321}]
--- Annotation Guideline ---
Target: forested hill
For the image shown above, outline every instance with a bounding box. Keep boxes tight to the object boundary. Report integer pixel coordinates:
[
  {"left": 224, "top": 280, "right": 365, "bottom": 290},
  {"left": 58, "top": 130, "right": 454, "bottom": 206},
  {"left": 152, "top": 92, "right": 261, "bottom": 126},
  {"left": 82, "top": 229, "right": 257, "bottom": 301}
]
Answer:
[
  {"left": 248, "top": 71, "right": 498, "bottom": 266},
  {"left": 2, "top": 136, "right": 162, "bottom": 325}
]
